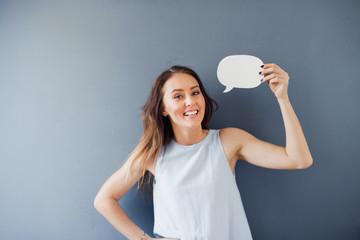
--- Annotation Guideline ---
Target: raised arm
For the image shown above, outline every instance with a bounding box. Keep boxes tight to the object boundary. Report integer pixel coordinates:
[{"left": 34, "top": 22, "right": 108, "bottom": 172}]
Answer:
[{"left": 220, "top": 63, "right": 313, "bottom": 170}]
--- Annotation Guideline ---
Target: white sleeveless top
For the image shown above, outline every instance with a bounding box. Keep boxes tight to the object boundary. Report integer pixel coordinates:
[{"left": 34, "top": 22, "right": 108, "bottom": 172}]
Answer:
[{"left": 152, "top": 129, "right": 253, "bottom": 240}]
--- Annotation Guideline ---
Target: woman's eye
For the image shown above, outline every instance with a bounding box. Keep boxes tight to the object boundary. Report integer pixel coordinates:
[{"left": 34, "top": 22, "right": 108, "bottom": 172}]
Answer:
[
  {"left": 174, "top": 95, "right": 182, "bottom": 99},
  {"left": 193, "top": 91, "right": 200, "bottom": 95}
]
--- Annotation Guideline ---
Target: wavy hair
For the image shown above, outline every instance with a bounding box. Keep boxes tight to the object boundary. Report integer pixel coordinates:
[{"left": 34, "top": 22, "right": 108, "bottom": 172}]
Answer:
[{"left": 125, "top": 65, "right": 218, "bottom": 199}]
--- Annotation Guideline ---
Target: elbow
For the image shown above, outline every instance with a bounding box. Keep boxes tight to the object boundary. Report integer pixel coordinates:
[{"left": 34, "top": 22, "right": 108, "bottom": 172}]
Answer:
[
  {"left": 94, "top": 195, "right": 119, "bottom": 212},
  {"left": 93, "top": 194, "right": 107, "bottom": 211},
  {"left": 296, "top": 157, "right": 313, "bottom": 169},
  {"left": 93, "top": 196, "right": 103, "bottom": 211}
]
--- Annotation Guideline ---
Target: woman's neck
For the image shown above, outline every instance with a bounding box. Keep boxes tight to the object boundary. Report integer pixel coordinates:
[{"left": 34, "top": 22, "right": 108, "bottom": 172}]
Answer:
[{"left": 172, "top": 125, "right": 209, "bottom": 146}]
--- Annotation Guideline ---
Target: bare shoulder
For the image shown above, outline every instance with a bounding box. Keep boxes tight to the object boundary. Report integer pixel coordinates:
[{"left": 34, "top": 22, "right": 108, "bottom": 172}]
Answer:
[
  {"left": 219, "top": 127, "right": 254, "bottom": 164},
  {"left": 219, "top": 127, "right": 253, "bottom": 143}
]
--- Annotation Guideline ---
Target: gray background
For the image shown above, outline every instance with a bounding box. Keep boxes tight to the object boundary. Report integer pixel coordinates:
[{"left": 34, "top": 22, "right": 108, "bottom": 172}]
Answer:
[{"left": 0, "top": 0, "right": 359, "bottom": 239}]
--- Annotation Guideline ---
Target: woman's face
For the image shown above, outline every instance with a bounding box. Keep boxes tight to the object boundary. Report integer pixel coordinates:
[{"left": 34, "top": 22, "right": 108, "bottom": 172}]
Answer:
[{"left": 162, "top": 73, "right": 206, "bottom": 130}]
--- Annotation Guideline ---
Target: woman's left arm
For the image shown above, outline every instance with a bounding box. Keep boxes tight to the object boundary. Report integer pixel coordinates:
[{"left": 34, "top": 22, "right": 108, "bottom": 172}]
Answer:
[
  {"left": 262, "top": 63, "right": 313, "bottom": 169},
  {"left": 222, "top": 63, "right": 313, "bottom": 170}
]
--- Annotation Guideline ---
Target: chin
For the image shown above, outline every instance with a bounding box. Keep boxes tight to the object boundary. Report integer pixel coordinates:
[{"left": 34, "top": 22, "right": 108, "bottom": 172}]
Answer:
[
  {"left": 183, "top": 121, "right": 204, "bottom": 129},
  {"left": 171, "top": 114, "right": 205, "bottom": 130}
]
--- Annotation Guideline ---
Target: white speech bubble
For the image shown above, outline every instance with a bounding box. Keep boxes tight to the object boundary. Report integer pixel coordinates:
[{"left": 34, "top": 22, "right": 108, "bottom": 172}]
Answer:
[{"left": 217, "top": 55, "right": 264, "bottom": 93}]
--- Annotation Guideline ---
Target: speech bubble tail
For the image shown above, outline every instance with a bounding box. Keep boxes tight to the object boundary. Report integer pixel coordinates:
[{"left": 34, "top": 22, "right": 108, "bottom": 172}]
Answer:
[{"left": 223, "top": 86, "right": 233, "bottom": 93}]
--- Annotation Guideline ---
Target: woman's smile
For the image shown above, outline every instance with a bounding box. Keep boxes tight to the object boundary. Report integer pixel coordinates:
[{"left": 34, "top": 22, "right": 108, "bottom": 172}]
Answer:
[
  {"left": 162, "top": 73, "right": 206, "bottom": 129},
  {"left": 183, "top": 109, "right": 199, "bottom": 119}
]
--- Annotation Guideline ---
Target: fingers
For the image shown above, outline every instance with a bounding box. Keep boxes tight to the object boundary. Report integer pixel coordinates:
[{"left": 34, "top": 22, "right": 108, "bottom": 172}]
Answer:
[
  {"left": 259, "top": 63, "right": 289, "bottom": 84},
  {"left": 261, "top": 63, "right": 280, "bottom": 71},
  {"left": 260, "top": 67, "right": 277, "bottom": 76},
  {"left": 259, "top": 63, "right": 280, "bottom": 76},
  {"left": 261, "top": 72, "right": 278, "bottom": 84}
]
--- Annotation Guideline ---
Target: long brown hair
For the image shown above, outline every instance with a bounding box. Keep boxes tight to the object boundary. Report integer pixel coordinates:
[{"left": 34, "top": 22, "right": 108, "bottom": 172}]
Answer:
[{"left": 125, "top": 65, "right": 218, "bottom": 199}]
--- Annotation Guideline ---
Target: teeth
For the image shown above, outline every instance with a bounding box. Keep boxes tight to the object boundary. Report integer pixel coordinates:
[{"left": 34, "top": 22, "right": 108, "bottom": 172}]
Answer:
[{"left": 185, "top": 110, "right": 198, "bottom": 116}]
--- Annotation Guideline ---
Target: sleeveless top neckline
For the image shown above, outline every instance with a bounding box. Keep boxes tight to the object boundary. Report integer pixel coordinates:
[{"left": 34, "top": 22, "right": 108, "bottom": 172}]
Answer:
[
  {"left": 171, "top": 129, "right": 211, "bottom": 149},
  {"left": 152, "top": 129, "right": 253, "bottom": 240}
]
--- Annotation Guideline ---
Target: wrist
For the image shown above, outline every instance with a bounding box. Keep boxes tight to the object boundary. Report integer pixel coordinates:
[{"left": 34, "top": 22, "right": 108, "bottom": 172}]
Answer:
[
  {"left": 277, "top": 95, "right": 289, "bottom": 102},
  {"left": 140, "top": 231, "right": 152, "bottom": 240}
]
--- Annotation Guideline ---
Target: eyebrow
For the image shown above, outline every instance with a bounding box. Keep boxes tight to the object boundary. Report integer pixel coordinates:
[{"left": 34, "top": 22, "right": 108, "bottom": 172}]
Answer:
[{"left": 171, "top": 85, "right": 200, "bottom": 93}]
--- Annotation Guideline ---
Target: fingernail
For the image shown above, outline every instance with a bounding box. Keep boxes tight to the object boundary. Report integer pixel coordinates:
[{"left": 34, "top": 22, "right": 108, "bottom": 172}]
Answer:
[
  {"left": 261, "top": 65, "right": 264, "bottom": 68},
  {"left": 260, "top": 78, "right": 263, "bottom": 82},
  {"left": 259, "top": 71, "right": 262, "bottom": 75}
]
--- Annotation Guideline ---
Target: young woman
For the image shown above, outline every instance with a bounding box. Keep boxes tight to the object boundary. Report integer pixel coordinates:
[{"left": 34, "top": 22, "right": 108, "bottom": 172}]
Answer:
[{"left": 94, "top": 64, "right": 313, "bottom": 240}]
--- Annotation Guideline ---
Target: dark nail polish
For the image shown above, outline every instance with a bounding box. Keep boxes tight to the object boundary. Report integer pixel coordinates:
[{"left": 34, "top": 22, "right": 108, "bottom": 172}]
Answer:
[
  {"left": 261, "top": 65, "right": 264, "bottom": 68},
  {"left": 259, "top": 71, "right": 262, "bottom": 75}
]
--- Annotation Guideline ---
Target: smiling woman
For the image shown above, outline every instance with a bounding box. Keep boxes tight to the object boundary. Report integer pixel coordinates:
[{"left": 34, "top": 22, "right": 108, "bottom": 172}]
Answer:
[
  {"left": 94, "top": 65, "right": 313, "bottom": 240},
  {"left": 161, "top": 73, "right": 207, "bottom": 140}
]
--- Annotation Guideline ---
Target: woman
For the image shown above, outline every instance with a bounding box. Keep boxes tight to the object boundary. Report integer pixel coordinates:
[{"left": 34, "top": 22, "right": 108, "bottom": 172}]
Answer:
[{"left": 94, "top": 64, "right": 313, "bottom": 240}]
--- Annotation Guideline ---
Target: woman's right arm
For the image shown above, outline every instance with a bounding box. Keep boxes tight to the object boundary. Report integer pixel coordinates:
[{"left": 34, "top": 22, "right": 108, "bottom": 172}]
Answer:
[{"left": 93, "top": 157, "right": 153, "bottom": 240}]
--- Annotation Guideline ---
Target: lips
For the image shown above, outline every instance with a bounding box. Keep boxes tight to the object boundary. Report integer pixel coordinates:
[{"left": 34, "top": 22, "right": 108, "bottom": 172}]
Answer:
[{"left": 184, "top": 110, "right": 199, "bottom": 116}]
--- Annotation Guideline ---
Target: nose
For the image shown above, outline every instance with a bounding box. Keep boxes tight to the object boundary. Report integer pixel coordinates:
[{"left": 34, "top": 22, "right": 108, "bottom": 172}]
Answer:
[{"left": 185, "top": 96, "right": 195, "bottom": 107}]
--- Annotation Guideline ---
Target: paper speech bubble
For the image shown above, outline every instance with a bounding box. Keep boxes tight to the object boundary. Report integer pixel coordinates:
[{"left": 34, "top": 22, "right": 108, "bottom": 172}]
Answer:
[{"left": 217, "top": 55, "right": 264, "bottom": 93}]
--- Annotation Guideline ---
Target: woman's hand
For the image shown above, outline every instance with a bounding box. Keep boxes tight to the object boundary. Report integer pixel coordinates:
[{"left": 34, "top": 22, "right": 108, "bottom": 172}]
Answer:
[{"left": 260, "top": 63, "right": 289, "bottom": 99}]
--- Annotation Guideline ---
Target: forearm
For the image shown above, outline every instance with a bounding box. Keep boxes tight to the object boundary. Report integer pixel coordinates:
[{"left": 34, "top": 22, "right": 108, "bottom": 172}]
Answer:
[
  {"left": 277, "top": 96, "right": 313, "bottom": 168},
  {"left": 94, "top": 199, "right": 152, "bottom": 240}
]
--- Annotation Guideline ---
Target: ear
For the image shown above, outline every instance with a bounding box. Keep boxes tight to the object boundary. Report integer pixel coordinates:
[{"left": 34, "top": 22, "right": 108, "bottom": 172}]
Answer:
[{"left": 161, "top": 102, "right": 168, "bottom": 117}]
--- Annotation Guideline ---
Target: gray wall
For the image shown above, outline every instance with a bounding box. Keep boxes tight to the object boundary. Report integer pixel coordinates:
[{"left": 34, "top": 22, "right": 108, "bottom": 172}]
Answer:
[{"left": 1, "top": 0, "right": 359, "bottom": 239}]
